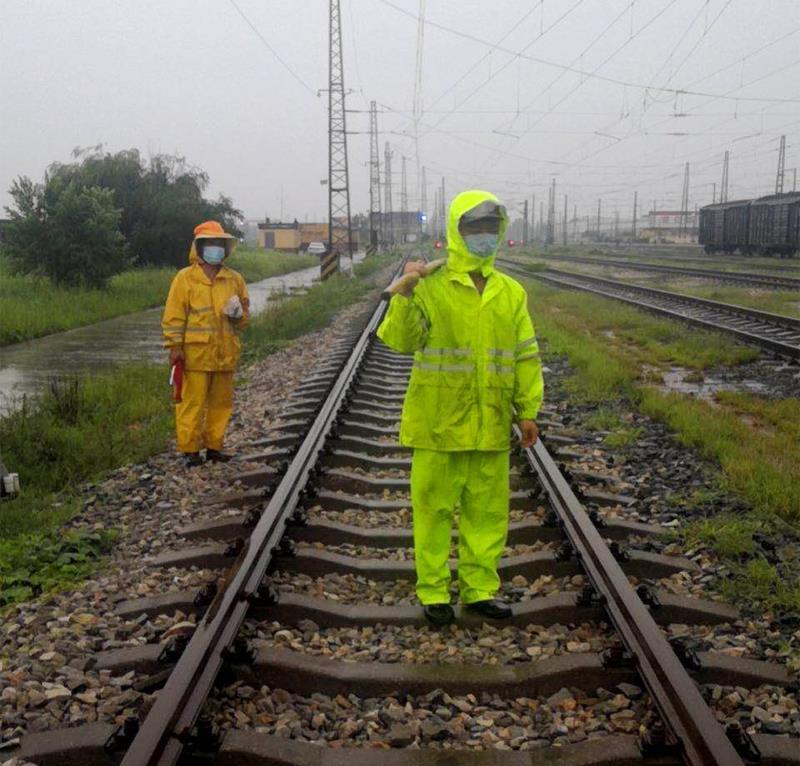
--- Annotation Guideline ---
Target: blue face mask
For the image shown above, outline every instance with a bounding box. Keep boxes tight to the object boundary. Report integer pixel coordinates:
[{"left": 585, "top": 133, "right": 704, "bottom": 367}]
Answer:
[
  {"left": 202, "top": 245, "right": 225, "bottom": 264},
  {"left": 463, "top": 232, "right": 498, "bottom": 256}
]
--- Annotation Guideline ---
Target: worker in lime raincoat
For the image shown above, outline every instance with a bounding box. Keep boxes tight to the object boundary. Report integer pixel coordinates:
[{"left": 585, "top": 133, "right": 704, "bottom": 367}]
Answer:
[
  {"left": 377, "top": 190, "right": 544, "bottom": 626},
  {"left": 162, "top": 221, "right": 250, "bottom": 467}
]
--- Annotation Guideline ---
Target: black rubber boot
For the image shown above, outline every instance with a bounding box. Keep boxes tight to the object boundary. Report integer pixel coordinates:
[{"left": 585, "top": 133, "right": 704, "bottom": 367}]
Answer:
[
  {"left": 205, "top": 449, "right": 233, "bottom": 463},
  {"left": 464, "top": 599, "right": 512, "bottom": 619},
  {"left": 423, "top": 603, "right": 455, "bottom": 626},
  {"left": 183, "top": 452, "right": 203, "bottom": 467}
]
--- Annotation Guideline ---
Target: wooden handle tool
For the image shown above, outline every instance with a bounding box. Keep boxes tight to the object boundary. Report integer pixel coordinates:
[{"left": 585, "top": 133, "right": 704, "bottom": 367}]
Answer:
[{"left": 382, "top": 258, "right": 446, "bottom": 298}]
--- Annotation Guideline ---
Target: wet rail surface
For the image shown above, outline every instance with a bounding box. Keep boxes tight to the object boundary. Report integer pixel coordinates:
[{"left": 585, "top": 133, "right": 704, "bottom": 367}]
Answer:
[
  {"left": 501, "top": 260, "right": 800, "bottom": 361},
  {"left": 6, "top": 260, "right": 798, "bottom": 766},
  {"left": 519, "top": 253, "right": 800, "bottom": 290}
]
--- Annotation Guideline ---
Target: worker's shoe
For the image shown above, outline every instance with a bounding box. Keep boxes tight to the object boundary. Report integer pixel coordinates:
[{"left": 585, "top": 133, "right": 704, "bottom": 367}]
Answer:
[
  {"left": 205, "top": 449, "right": 233, "bottom": 463},
  {"left": 464, "top": 599, "right": 513, "bottom": 619},
  {"left": 423, "top": 603, "right": 455, "bottom": 627},
  {"left": 183, "top": 452, "right": 203, "bottom": 467}
]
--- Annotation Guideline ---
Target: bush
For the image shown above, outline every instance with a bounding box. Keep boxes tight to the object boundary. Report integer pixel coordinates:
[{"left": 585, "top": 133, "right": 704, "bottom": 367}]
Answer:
[{"left": 3, "top": 175, "right": 130, "bottom": 288}]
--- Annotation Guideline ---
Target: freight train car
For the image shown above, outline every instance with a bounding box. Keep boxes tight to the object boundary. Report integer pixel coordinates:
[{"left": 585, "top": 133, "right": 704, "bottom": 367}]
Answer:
[
  {"left": 698, "top": 199, "right": 751, "bottom": 253},
  {"left": 699, "top": 192, "right": 800, "bottom": 256},
  {"left": 748, "top": 192, "right": 800, "bottom": 256}
]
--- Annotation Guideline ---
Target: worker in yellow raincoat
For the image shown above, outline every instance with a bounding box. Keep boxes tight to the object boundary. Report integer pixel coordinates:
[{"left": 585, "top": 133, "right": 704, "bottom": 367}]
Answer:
[
  {"left": 162, "top": 221, "right": 249, "bottom": 466},
  {"left": 377, "top": 190, "right": 544, "bottom": 625}
]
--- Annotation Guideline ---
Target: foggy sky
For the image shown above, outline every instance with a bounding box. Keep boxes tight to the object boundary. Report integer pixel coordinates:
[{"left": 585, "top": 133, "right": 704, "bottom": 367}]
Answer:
[{"left": 2, "top": 0, "right": 800, "bottom": 228}]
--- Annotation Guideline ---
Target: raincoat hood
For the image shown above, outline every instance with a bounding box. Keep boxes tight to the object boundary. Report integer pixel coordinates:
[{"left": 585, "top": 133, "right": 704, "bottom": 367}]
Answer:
[
  {"left": 189, "top": 220, "right": 237, "bottom": 265},
  {"left": 446, "top": 190, "right": 508, "bottom": 276}
]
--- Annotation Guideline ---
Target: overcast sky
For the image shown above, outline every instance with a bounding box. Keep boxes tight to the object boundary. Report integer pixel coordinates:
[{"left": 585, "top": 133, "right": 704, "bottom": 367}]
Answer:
[{"left": 2, "top": 0, "right": 800, "bottom": 228}]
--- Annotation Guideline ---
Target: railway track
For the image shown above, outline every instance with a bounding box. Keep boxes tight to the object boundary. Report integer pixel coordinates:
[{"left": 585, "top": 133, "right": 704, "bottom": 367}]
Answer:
[
  {"left": 502, "top": 262, "right": 800, "bottom": 361},
  {"left": 6, "top": 260, "right": 798, "bottom": 766},
  {"left": 521, "top": 254, "right": 800, "bottom": 290}
]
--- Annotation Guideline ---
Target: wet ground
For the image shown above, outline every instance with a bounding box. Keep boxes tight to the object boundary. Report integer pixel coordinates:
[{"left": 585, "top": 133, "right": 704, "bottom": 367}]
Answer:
[{"left": 0, "top": 256, "right": 362, "bottom": 410}]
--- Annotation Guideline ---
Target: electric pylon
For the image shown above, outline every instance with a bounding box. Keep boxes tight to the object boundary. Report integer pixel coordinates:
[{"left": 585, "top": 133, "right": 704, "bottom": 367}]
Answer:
[
  {"left": 368, "top": 100, "right": 382, "bottom": 254},
  {"left": 775, "top": 135, "right": 786, "bottom": 194},
  {"left": 721, "top": 151, "right": 729, "bottom": 203},
  {"left": 522, "top": 199, "right": 529, "bottom": 243},
  {"left": 400, "top": 156, "right": 408, "bottom": 244},
  {"left": 420, "top": 165, "right": 428, "bottom": 237},
  {"left": 325, "top": 0, "right": 352, "bottom": 280},
  {"left": 384, "top": 142, "right": 394, "bottom": 246},
  {"left": 680, "top": 162, "right": 690, "bottom": 236}
]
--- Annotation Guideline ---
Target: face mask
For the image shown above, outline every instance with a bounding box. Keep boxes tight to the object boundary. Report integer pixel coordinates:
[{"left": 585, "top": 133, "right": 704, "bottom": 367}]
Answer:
[
  {"left": 463, "top": 232, "right": 498, "bottom": 256},
  {"left": 202, "top": 245, "right": 225, "bottom": 264}
]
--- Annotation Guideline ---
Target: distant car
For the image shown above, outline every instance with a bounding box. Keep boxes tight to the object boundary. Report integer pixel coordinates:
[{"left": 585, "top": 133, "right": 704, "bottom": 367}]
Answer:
[{"left": 307, "top": 242, "right": 327, "bottom": 257}]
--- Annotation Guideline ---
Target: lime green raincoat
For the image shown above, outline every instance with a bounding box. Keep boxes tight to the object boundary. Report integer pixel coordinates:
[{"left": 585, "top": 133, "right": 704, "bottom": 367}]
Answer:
[
  {"left": 377, "top": 189, "right": 544, "bottom": 450},
  {"left": 377, "top": 189, "right": 544, "bottom": 605}
]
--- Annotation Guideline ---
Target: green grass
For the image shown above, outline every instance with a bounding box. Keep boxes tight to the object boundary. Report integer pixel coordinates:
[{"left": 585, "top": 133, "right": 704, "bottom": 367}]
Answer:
[
  {"left": 524, "top": 278, "right": 800, "bottom": 613},
  {"left": 0, "top": 247, "right": 317, "bottom": 345},
  {"left": 0, "top": 253, "right": 397, "bottom": 609}
]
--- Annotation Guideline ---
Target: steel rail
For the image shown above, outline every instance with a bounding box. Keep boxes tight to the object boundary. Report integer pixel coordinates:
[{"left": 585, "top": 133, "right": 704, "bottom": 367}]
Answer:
[
  {"left": 519, "top": 433, "right": 744, "bottom": 765},
  {"left": 121, "top": 259, "right": 404, "bottom": 766},
  {"left": 522, "top": 253, "right": 800, "bottom": 289},
  {"left": 500, "top": 261, "right": 800, "bottom": 360}
]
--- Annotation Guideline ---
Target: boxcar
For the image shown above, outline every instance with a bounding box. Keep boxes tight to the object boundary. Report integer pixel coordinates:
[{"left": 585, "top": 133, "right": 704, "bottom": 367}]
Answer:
[
  {"left": 699, "top": 199, "right": 750, "bottom": 253},
  {"left": 748, "top": 193, "right": 800, "bottom": 256}
]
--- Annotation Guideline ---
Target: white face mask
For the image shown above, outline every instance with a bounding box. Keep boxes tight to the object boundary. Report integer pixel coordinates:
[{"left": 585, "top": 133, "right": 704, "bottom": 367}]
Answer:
[
  {"left": 464, "top": 232, "right": 498, "bottom": 256},
  {"left": 202, "top": 245, "right": 225, "bottom": 264}
]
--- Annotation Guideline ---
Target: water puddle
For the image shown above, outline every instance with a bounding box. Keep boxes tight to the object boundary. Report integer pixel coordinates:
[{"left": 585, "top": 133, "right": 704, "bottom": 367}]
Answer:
[
  {"left": 652, "top": 365, "right": 768, "bottom": 402},
  {"left": 0, "top": 255, "right": 362, "bottom": 409}
]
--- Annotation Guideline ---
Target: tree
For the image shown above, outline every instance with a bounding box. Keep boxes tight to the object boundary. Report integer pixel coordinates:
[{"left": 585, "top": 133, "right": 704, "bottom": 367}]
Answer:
[{"left": 3, "top": 174, "right": 130, "bottom": 288}]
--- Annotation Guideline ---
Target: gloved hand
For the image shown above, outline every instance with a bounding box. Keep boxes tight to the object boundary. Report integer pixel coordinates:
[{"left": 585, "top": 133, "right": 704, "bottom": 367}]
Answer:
[
  {"left": 224, "top": 295, "right": 244, "bottom": 320},
  {"left": 169, "top": 347, "right": 185, "bottom": 365}
]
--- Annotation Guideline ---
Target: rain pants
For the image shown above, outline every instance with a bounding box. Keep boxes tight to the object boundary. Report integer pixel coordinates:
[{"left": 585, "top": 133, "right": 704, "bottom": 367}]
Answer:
[
  {"left": 161, "top": 222, "right": 249, "bottom": 453},
  {"left": 377, "top": 190, "right": 544, "bottom": 604}
]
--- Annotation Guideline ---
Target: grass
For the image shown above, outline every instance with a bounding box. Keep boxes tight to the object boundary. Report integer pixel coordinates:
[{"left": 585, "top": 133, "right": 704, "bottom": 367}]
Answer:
[
  {"left": 0, "top": 247, "right": 317, "bottom": 345},
  {"left": 0, "top": 253, "right": 396, "bottom": 609},
  {"left": 524, "top": 278, "right": 800, "bottom": 613}
]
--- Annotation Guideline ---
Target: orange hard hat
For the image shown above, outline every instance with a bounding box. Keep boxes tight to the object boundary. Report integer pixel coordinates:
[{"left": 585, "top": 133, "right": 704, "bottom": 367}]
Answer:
[{"left": 194, "top": 220, "right": 234, "bottom": 239}]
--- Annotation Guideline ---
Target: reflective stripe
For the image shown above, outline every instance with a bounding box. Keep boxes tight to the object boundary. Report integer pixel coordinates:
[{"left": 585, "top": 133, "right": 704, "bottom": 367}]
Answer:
[
  {"left": 414, "top": 361, "right": 474, "bottom": 373},
  {"left": 516, "top": 351, "right": 541, "bottom": 362},
  {"left": 516, "top": 336, "right": 538, "bottom": 352},
  {"left": 421, "top": 347, "right": 472, "bottom": 357},
  {"left": 487, "top": 349, "right": 514, "bottom": 359},
  {"left": 486, "top": 363, "right": 514, "bottom": 375}
]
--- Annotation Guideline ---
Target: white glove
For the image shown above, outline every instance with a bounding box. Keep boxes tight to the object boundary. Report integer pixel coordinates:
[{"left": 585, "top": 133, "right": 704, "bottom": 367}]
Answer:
[{"left": 224, "top": 295, "right": 244, "bottom": 320}]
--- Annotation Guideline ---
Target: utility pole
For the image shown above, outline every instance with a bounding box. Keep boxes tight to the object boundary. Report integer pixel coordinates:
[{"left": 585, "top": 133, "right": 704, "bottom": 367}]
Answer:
[
  {"left": 367, "top": 100, "right": 381, "bottom": 254},
  {"left": 546, "top": 178, "right": 555, "bottom": 245},
  {"left": 384, "top": 142, "right": 394, "bottom": 246},
  {"left": 325, "top": 0, "right": 352, "bottom": 280},
  {"left": 420, "top": 165, "right": 428, "bottom": 238},
  {"left": 400, "top": 155, "right": 408, "bottom": 244},
  {"left": 562, "top": 194, "right": 568, "bottom": 246},
  {"left": 793, "top": 168, "right": 797, "bottom": 193},
  {"left": 539, "top": 201, "right": 544, "bottom": 241},
  {"left": 440, "top": 176, "right": 446, "bottom": 239},
  {"left": 596, "top": 199, "right": 601, "bottom": 240},
  {"left": 572, "top": 204, "right": 577, "bottom": 241},
  {"left": 632, "top": 191, "right": 638, "bottom": 239},
  {"left": 412, "top": 0, "right": 426, "bottom": 211},
  {"left": 522, "top": 199, "right": 529, "bottom": 243},
  {"left": 531, "top": 194, "right": 536, "bottom": 242},
  {"left": 680, "top": 162, "right": 690, "bottom": 237},
  {"left": 775, "top": 134, "right": 786, "bottom": 194},
  {"left": 721, "top": 150, "right": 729, "bottom": 203},
  {"left": 712, "top": 182, "right": 716, "bottom": 204}
]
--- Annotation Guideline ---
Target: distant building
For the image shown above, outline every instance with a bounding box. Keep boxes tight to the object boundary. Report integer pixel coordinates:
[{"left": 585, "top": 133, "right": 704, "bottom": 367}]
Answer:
[
  {"left": 378, "top": 211, "right": 424, "bottom": 243},
  {"left": 640, "top": 210, "right": 698, "bottom": 243},
  {"left": 256, "top": 219, "right": 357, "bottom": 252}
]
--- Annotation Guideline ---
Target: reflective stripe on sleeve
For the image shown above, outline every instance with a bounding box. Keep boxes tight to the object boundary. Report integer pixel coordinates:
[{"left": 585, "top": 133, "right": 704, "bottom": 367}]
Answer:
[
  {"left": 516, "top": 336, "right": 538, "bottom": 352},
  {"left": 516, "top": 351, "right": 541, "bottom": 362}
]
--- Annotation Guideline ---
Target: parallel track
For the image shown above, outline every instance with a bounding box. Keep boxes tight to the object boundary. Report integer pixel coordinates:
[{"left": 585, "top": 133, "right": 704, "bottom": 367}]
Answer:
[
  {"left": 521, "top": 253, "right": 800, "bottom": 290},
  {"left": 503, "top": 261, "right": 800, "bottom": 360},
  {"left": 8, "top": 258, "right": 796, "bottom": 766}
]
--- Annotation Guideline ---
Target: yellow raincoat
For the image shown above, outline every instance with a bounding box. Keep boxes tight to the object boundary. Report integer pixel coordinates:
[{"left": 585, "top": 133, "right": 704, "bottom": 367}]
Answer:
[
  {"left": 162, "top": 221, "right": 249, "bottom": 453},
  {"left": 377, "top": 190, "right": 544, "bottom": 605}
]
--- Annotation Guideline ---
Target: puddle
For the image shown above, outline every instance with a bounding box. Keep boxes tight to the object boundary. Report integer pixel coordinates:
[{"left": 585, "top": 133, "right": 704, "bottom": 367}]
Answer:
[{"left": 654, "top": 366, "right": 768, "bottom": 402}]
